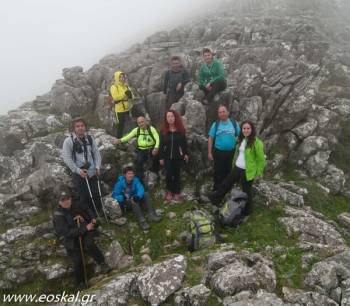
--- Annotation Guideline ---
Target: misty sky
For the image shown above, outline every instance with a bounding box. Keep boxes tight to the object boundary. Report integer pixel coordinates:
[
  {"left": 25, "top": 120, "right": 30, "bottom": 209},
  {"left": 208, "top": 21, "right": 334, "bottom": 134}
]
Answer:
[{"left": 0, "top": 0, "right": 218, "bottom": 114}]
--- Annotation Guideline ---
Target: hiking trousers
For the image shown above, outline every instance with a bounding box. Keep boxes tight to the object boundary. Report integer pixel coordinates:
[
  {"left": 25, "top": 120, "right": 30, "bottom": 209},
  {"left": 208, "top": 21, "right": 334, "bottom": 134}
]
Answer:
[
  {"left": 210, "top": 166, "right": 253, "bottom": 215},
  {"left": 66, "top": 232, "right": 105, "bottom": 285},
  {"left": 213, "top": 148, "right": 235, "bottom": 191},
  {"left": 72, "top": 174, "right": 102, "bottom": 218},
  {"left": 136, "top": 149, "right": 159, "bottom": 184},
  {"left": 116, "top": 111, "right": 130, "bottom": 138},
  {"left": 165, "top": 159, "right": 183, "bottom": 194}
]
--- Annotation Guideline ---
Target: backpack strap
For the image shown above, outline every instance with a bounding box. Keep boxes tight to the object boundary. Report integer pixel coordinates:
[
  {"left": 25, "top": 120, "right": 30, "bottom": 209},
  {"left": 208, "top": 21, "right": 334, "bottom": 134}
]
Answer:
[
  {"left": 213, "top": 120, "right": 220, "bottom": 147},
  {"left": 136, "top": 126, "right": 156, "bottom": 148},
  {"left": 71, "top": 133, "right": 95, "bottom": 163}
]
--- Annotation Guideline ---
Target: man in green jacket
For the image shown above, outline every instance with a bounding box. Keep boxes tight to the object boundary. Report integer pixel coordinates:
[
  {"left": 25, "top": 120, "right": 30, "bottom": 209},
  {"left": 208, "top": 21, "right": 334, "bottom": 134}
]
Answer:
[
  {"left": 112, "top": 116, "right": 160, "bottom": 184},
  {"left": 199, "top": 48, "right": 227, "bottom": 128}
]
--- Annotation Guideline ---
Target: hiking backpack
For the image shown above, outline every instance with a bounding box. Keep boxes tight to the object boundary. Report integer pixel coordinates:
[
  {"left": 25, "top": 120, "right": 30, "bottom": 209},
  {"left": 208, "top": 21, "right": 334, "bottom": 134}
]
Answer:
[
  {"left": 190, "top": 209, "right": 216, "bottom": 251},
  {"left": 136, "top": 126, "right": 156, "bottom": 146},
  {"left": 219, "top": 189, "right": 248, "bottom": 227}
]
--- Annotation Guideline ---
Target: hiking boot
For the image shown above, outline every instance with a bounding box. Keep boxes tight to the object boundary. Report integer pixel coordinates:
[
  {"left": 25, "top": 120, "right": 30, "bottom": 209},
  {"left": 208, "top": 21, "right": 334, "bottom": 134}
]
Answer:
[
  {"left": 148, "top": 212, "right": 161, "bottom": 223},
  {"left": 100, "top": 262, "right": 112, "bottom": 274},
  {"left": 140, "top": 220, "right": 150, "bottom": 231},
  {"left": 164, "top": 191, "right": 173, "bottom": 202},
  {"left": 173, "top": 194, "right": 182, "bottom": 203}
]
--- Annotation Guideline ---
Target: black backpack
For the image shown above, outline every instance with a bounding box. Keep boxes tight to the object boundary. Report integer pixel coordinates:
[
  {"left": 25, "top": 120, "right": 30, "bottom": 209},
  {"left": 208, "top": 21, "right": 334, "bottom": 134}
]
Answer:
[
  {"left": 71, "top": 134, "right": 94, "bottom": 162},
  {"left": 213, "top": 118, "right": 239, "bottom": 146},
  {"left": 219, "top": 189, "right": 248, "bottom": 227}
]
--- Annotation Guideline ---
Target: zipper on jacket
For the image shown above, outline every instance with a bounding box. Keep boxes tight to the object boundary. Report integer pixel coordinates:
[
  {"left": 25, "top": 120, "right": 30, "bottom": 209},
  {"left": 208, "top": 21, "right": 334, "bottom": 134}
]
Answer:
[{"left": 170, "top": 132, "right": 174, "bottom": 159}]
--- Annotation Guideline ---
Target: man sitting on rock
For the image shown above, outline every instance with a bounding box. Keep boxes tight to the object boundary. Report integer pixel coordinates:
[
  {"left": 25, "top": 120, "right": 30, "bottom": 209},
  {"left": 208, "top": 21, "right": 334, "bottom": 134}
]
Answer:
[
  {"left": 198, "top": 48, "right": 227, "bottom": 128},
  {"left": 112, "top": 115, "right": 160, "bottom": 185},
  {"left": 112, "top": 165, "right": 161, "bottom": 231},
  {"left": 163, "top": 55, "right": 191, "bottom": 110},
  {"left": 53, "top": 187, "right": 111, "bottom": 288}
]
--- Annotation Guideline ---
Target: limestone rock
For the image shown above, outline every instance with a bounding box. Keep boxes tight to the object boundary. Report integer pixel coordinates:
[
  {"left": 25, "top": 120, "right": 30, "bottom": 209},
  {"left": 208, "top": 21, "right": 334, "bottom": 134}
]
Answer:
[{"left": 137, "top": 255, "right": 187, "bottom": 305}]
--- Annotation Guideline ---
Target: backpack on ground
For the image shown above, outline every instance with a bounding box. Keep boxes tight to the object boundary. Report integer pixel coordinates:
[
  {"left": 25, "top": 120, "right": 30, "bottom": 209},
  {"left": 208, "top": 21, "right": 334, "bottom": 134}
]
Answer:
[
  {"left": 190, "top": 209, "right": 216, "bottom": 251},
  {"left": 219, "top": 189, "right": 248, "bottom": 227}
]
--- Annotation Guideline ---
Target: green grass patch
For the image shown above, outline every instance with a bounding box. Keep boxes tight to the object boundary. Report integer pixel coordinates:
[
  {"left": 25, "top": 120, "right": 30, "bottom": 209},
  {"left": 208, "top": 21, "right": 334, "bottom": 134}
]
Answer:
[{"left": 25, "top": 209, "right": 51, "bottom": 226}]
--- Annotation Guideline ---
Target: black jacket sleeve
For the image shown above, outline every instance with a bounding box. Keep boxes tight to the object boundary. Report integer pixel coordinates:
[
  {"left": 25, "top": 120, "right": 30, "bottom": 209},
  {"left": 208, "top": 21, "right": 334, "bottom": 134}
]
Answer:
[
  {"left": 182, "top": 69, "right": 191, "bottom": 86},
  {"left": 163, "top": 70, "right": 169, "bottom": 94},
  {"left": 159, "top": 133, "right": 165, "bottom": 160},
  {"left": 53, "top": 212, "right": 87, "bottom": 239}
]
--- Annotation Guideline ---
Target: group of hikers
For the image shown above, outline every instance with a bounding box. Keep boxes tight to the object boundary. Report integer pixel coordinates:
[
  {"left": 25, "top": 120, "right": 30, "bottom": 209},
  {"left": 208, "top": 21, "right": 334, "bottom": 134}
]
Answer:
[{"left": 53, "top": 48, "right": 266, "bottom": 288}]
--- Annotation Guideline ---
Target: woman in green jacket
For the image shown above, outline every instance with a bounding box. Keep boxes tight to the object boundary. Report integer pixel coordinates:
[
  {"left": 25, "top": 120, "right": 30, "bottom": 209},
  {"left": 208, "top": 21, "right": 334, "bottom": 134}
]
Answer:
[{"left": 209, "top": 120, "right": 265, "bottom": 215}]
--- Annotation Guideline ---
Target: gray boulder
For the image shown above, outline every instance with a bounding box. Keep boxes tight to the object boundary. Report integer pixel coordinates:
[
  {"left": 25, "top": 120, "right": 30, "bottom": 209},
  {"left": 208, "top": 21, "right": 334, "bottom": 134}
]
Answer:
[{"left": 137, "top": 255, "right": 187, "bottom": 305}]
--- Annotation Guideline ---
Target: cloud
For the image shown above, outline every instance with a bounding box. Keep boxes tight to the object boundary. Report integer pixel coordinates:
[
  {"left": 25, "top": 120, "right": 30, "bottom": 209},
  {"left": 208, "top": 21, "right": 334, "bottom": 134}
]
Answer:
[{"left": 0, "top": 0, "right": 220, "bottom": 114}]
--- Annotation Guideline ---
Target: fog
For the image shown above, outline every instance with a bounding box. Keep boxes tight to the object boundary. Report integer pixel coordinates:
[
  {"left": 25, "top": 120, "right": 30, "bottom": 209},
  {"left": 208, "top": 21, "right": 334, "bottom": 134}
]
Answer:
[{"left": 0, "top": 0, "right": 221, "bottom": 115}]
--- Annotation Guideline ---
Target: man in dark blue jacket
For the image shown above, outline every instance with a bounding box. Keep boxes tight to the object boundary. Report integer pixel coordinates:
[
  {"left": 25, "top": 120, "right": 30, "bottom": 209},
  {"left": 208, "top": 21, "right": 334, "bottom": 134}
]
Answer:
[
  {"left": 112, "top": 165, "right": 161, "bottom": 231},
  {"left": 53, "top": 187, "right": 111, "bottom": 288}
]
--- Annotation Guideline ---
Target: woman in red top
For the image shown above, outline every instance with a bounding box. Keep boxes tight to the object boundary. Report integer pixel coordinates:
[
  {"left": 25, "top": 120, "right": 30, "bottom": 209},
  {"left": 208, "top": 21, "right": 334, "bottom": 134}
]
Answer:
[{"left": 159, "top": 110, "right": 189, "bottom": 203}]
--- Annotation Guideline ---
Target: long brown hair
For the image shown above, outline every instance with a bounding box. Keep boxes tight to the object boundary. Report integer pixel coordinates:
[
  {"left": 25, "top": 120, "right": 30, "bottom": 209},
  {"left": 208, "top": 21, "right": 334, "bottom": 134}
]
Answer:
[
  {"left": 161, "top": 110, "right": 186, "bottom": 135},
  {"left": 238, "top": 120, "right": 256, "bottom": 148}
]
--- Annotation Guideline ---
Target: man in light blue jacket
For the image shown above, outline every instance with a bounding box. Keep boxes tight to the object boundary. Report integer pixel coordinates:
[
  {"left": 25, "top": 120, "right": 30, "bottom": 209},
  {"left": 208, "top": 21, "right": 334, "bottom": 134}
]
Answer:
[
  {"left": 112, "top": 165, "right": 161, "bottom": 231},
  {"left": 62, "top": 118, "right": 102, "bottom": 219}
]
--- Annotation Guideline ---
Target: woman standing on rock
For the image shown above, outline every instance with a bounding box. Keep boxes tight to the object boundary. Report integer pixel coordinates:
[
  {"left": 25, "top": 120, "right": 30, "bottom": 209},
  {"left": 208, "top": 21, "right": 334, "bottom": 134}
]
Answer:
[
  {"left": 109, "top": 70, "right": 134, "bottom": 138},
  {"left": 159, "top": 110, "right": 189, "bottom": 203},
  {"left": 209, "top": 120, "right": 265, "bottom": 216}
]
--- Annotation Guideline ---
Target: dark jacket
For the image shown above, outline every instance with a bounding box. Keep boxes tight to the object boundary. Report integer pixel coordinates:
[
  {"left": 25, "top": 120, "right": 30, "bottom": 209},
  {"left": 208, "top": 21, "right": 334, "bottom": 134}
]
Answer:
[
  {"left": 112, "top": 176, "right": 145, "bottom": 203},
  {"left": 53, "top": 205, "right": 88, "bottom": 250},
  {"left": 159, "top": 131, "right": 188, "bottom": 160},
  {"left": 163, "top": 68, "right": 190, "bottom": 96}
]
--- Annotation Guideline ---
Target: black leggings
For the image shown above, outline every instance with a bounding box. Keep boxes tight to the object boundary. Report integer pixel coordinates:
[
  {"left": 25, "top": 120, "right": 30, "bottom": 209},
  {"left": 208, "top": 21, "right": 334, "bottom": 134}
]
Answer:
[
  {"left": 210, "top": 166, "right": 254, "bottom": 215},
  {"left": 165, "top": 159, "right": 183, "bottom": 194}
]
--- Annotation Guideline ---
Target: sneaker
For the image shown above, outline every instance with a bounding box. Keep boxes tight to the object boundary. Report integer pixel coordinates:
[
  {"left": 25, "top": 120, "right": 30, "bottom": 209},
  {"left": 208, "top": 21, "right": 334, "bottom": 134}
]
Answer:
[
  {"left": 164, "top": 191, "right": 173, "bottom": 202},
  {"left": 173, "top": 194, "right": 182, "bottom": 203}
]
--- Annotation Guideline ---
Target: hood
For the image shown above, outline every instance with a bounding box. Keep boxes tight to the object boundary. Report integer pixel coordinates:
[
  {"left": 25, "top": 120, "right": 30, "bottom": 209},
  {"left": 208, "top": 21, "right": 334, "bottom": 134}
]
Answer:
[{"left": 114, "top": 70, "right": 125, "bottom": 86}]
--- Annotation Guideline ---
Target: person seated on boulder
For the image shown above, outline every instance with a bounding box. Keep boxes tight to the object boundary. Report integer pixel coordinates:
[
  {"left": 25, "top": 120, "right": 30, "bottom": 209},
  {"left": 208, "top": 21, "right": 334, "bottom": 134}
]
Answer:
[
  {"left": 163, "top": 55, "right": 191, "bottom": 110},
  {"left": 198, "top": 48, "right": 227, "bottom": 127},
  {"left": 108, "top": 70, "right": 134, "bottom": 138},
  {"left": 209, "top": 120, "right": 265, "bottom": 216},
  {"left": 112, "top": 165, "right": 161, "bottom": 231},
  {"left": 159, "top": 110, "right": 189, "bottom": 203},
  {"left": 53, "top": 187, "right": 111, "bottom": 288},
  {"left": 112, "top": 115, "right": 160, "bottom": 184}
]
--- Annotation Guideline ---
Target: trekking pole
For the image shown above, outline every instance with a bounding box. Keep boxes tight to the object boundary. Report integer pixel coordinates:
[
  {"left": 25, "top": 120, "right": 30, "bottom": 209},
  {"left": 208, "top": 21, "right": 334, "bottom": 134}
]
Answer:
[
  {"left": 125, "top": 200, "right": 134, "bottom": 256},
  {"left": 76, "top": 218, "right": 88, "bottom": 287},
  {"left": 84, "top": 177, "right": 101, "bottom": 219},
  {"left": 96, "top": 178, "right": 109, "bottom": 223}
]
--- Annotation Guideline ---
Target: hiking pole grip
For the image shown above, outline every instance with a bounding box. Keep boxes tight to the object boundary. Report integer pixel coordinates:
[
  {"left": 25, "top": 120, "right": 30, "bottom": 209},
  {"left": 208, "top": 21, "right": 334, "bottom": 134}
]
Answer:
[{"left": 77, "top": 218, "right": 88, "bottom": 287}]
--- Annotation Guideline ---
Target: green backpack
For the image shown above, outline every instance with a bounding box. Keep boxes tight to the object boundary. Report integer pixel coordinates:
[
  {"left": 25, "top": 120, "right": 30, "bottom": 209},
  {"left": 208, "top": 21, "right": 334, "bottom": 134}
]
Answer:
[{"left": 190, "top": 210, "right": 216, "bottom": 251}]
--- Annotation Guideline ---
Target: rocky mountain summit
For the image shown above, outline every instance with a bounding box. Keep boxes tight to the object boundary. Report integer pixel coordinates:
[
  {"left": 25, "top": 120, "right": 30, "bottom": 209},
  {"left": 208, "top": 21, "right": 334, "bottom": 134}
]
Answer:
[{"left": 1, "top": 0, "right": 350, "bottom": 305}]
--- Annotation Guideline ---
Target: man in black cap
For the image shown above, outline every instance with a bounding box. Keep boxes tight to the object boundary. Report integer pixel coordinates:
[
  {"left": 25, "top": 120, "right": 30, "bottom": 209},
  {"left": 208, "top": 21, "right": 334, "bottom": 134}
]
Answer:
[{"left": 53, "top": 187, "right": 111, "bottom": 288}]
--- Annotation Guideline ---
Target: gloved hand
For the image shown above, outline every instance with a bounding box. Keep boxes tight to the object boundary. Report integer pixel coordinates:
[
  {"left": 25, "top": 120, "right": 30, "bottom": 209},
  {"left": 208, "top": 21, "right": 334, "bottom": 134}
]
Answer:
[{"left": 125, "top": 89, "right": 132, "bottom": 99}]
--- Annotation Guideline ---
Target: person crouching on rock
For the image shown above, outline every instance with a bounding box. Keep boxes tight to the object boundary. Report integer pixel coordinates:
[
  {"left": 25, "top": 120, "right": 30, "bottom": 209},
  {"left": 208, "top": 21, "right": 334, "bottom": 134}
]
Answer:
[
  {"left": 53, "top": 187, "right": 111, "bottom": 288},
  {"left": 198, "top": 48, "right": 227, "bottom": 128},
  {"left": 209, "top": 120, "right": 266, "bottom": 216},
  {"left": 112, "top": 165, "right": 161, "bottom": 231},
  {"left": 159, "top": 110, "right": 189, "bottom": 203}
]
